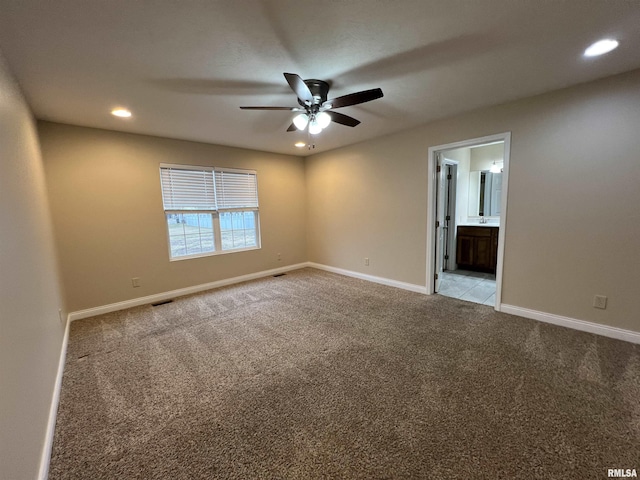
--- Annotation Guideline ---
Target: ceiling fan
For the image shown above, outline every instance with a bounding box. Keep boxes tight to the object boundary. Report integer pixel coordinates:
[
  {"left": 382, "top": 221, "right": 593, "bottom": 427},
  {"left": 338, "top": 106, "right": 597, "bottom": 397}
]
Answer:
[{"left": 240, "top": 73, "right": 383, "bottom": 134}]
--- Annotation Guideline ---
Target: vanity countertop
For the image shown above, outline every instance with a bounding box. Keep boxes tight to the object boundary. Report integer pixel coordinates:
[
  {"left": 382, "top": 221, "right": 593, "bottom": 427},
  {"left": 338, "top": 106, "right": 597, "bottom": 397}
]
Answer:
[{"left": 458, "top": 223, "right": 499, "bottom": 228}]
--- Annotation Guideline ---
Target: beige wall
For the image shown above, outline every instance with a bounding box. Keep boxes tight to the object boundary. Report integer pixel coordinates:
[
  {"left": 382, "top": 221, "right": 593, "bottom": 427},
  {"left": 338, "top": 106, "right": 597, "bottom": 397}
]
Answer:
[
  {"left": 0, "top": 54, "right": 66, "bottom": 479},
  {"left": 470, "top": 142, "right": 504, "bottom": 171},
  {"left": 40, "top": 123, "right": 306, "bottom": 312},
  {"left": 306, "top": 69, "right": 640, "bottom": 332}
]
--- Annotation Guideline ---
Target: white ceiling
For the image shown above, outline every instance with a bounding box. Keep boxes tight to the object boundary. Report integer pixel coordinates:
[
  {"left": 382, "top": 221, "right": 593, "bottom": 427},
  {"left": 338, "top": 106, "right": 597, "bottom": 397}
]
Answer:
[{"left": 1, "top": 0, "right": 639, "bottom": 156}]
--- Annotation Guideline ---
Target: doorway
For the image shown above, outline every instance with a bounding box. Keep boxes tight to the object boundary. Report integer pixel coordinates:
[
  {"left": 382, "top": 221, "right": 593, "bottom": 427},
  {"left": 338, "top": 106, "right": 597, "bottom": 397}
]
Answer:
[{"left": 426, "top": 132, "right": 511, "bottom": 310}]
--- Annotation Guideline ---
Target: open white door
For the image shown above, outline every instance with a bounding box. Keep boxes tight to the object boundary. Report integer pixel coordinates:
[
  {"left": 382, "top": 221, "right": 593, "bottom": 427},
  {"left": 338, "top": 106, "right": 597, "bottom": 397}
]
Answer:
[{"left": 434, "top": 154, "right": 446, "bottom": 292}]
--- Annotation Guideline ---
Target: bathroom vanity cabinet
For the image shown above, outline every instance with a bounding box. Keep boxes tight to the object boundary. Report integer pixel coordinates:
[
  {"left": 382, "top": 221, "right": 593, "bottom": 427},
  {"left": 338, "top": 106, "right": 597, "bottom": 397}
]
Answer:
[{"left": 456, "top": 225, "right": 499, "bottom": 273}]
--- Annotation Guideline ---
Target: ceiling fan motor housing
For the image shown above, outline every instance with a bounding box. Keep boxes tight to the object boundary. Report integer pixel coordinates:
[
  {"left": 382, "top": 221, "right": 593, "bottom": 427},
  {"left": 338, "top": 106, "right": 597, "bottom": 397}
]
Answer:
[{"left": 299, "top": 79, "right": 330, "bottom": 111}]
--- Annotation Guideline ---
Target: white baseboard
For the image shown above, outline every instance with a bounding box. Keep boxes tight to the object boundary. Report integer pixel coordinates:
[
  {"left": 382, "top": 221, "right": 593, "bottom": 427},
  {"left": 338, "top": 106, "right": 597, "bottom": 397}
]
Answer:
[
  {"left": 65, "top": 263, "right": 640, "bottom": 343},
  {"left": 68, "top": 263, "right": 310, "bottom": 321},
  {"left": 38, "top": 314, "right": 70, "bottom": 480},
  {"left": 308, "top": 262, "right": 428, "bottom": 294},
  {"left": 68, "top": 262, "right": 428, "bottom": 322},
  {"left": 501, "top": 304, "right": 640, "bottom": 345},
  {"left": 306, "top": 265, "right": 640, "bottom": 345}
]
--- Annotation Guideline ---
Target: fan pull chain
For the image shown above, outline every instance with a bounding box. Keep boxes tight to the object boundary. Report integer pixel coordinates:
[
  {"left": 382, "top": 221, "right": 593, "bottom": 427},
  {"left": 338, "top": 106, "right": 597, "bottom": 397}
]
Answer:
[{"left": 307, "top": 130, "right": 315, "bottom": 150}]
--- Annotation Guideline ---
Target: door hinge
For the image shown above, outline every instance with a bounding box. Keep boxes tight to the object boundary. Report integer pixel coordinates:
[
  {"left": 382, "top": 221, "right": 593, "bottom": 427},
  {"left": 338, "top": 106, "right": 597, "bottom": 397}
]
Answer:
[
  {"left": 436, "top": 165, "right": 441, "bottom": 173},
  {"left": 444, "top": 255, "right": 449, "bottom": 260},
  {"left": 434, "top": 273, "right": 439, "bottom": 280},
  {"left": 445, "top": 215, "right": 451, "bottom": 221},
  {"left": 447, "top": 174, "right": 452, "bottom": 180},
  {"left": 435, "top": 220, "right": 440, "bottom": 228}
]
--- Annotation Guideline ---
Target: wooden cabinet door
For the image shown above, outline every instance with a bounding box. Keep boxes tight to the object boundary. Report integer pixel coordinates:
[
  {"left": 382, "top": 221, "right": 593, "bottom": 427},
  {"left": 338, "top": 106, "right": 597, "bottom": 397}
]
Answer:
[
  {"left": 490, "top": 228, "right": 499, "bottom": 272},
  {"left": 456, "top": 235, "right": 474, "bottom": 267},
  {"left": 474, "top": 236, "right": 493, "bottom": 270},
  {"left": 456, "top": 226, "right": 498, "bottom": 273}
]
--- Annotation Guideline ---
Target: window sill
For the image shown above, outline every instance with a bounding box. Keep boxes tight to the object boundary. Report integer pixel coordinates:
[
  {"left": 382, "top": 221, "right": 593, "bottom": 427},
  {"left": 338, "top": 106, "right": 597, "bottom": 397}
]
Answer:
[{"left": 169, "top": 245, "right": 261, "bottom": 262}]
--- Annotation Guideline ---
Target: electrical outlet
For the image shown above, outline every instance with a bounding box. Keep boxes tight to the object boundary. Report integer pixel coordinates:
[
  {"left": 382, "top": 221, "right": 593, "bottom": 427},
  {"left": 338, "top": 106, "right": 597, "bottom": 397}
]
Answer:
[
  {"left": 364, "top": 257, "right": 370, "bottom": 266},
  {"left": 132, "top": 277, "right": 141, "bottom": 288},
  {"left": 277, "top": 252, "right": 282, "bottom": 261},
  {"left": 593, "top": 295, "right": 607, "bottom": 309}
]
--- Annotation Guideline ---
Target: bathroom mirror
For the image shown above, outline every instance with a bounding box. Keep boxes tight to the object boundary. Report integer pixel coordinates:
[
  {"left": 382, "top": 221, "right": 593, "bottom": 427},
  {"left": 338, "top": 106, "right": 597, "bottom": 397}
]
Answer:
[{"left": 468, "top": 170, "right": 502, "bottom": 217}]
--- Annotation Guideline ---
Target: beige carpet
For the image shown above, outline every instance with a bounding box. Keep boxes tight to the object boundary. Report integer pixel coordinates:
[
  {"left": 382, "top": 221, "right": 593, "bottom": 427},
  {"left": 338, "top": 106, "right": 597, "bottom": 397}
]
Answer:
[{"left": 49, "top": 268, "right": 639, "bottom": 479}]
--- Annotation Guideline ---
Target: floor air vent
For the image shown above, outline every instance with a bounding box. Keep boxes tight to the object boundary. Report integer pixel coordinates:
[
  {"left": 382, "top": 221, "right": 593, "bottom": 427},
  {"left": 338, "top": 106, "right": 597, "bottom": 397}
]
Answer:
[{"left": 151, "top": 299, "right": 174, "bottom": 307}]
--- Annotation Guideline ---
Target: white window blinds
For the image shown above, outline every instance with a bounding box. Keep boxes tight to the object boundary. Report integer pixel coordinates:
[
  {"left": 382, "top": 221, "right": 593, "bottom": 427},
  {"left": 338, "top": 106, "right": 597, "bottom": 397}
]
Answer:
[
  {"left": 214, "top": 169, "right": 259, "bottom": 210},
  {"left": 160, "top": 166, "right": 216, "bottom": 210},
  {"left": 160, "top": 164, "right": 258, "bottom": 211}
]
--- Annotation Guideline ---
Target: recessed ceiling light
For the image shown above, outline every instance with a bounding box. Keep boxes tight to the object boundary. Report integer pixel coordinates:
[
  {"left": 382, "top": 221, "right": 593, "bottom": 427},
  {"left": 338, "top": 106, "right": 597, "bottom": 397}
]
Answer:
[
  {"left": 584, "top": 39, "right": 619, "bottom": 57},
  {"left": 294, "top": 142, "right": 306, "bottom": 148},
  {"left": 111, "top": 108, "right": 132, "bottom": 118}
]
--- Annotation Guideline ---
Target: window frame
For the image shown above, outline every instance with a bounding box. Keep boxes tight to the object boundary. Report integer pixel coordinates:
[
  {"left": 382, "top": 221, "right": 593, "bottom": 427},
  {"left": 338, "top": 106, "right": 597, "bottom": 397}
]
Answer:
[{"left": 160, "top": 163, "right": 261, "bottom": 261}]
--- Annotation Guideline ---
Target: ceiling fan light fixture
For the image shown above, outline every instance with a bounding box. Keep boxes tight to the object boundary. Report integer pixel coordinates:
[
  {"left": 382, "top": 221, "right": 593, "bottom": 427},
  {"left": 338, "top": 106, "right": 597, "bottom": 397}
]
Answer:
[
  {"left": 316, "top": 111, "right": 331, "bottom": 129},
  {"left": 308, "top": 118, "right": 322, "bottom": 135},
  {"left": 293, "top": 113, "right": 309, "bottom": 130}
]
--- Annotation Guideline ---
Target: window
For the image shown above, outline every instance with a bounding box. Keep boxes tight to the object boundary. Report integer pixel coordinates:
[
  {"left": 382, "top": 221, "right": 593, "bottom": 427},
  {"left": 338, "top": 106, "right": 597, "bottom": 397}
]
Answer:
[{"left": 160, "top": 164, "right": 260, "bottom": 260}]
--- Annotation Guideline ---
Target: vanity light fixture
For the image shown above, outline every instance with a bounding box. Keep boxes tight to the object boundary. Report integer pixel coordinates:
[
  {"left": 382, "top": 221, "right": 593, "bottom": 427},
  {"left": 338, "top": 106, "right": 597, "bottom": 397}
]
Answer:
[
  {"left": 111, "top": 108, "right": 132, "bottom": 118},
  {"left": 584, "top": 39, "right": 619, "bottom": 57}
]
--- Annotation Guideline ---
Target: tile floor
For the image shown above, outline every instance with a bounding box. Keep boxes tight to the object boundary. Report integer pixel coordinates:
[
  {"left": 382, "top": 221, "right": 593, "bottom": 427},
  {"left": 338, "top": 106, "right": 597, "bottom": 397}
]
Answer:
[{"left": 438, "top": 269, "right": 496, "bottom": 306}]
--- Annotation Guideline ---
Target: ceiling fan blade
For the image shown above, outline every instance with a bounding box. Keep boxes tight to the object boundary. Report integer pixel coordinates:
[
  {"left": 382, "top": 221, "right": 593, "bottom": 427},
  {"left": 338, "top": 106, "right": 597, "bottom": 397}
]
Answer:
[
  {"left": 327, "top": 111, "right": 361, "bottom": 127},
  {"left": 239, "top": 106, "right": 298, "bottom": 110},
  {"left": 286, "top": 123, "right": 297, "bottom": 132},
  {"left": 325, "top": 88, "right": 383, "bottom": 109},
  {"left": 284, "top": 73, "right": 314, "bottom": 104}
]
